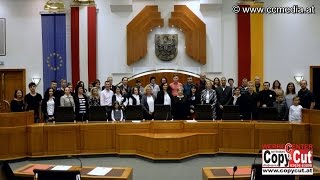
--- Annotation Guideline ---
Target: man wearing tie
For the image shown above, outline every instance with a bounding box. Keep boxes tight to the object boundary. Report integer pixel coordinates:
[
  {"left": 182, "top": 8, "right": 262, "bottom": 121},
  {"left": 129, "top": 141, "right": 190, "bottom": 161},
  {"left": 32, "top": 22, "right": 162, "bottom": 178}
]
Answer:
[{"left": 215, "top": 77, "right": 233, "bottom": 120}]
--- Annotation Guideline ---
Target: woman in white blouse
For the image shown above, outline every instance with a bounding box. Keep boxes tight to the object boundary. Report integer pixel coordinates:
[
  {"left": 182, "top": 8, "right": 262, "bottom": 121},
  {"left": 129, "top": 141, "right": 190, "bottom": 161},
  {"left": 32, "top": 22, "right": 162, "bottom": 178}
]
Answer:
[
  {"left": 112, "top": 86, "right": 125, "bottom": 105},
  {"left": 41, "top": 88, "right": 57, "bottom": 122},
  {"left": 141, "top": 85, "right": 156, "bottom": 120},
  {"left": 128, "top": 87, "right": 141, "bottom": 105}
]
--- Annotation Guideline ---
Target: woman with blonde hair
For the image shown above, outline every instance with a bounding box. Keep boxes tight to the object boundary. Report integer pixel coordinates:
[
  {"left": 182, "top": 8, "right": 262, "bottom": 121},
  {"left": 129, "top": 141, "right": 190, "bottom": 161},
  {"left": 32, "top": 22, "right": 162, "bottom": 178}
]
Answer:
[
  {"left": 200, "top": 81, "right": 217, "bottom": 120},
  {"left": 88, "top": 87, "right": 100, "bottom": 106},
  {"left": 141, "top": 85, "right": 156, "bottom": 120}
]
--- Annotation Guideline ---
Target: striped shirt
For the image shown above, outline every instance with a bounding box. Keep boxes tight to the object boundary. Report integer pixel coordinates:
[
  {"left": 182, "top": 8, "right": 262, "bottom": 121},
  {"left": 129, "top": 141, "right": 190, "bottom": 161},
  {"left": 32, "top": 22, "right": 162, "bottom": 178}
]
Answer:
[{"left": 79, "top": 97, "right": 87, "bottom": 114}]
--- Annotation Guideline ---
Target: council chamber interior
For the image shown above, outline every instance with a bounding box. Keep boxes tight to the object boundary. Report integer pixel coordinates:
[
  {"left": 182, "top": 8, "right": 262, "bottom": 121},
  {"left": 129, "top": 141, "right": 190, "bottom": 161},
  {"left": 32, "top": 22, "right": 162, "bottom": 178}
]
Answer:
[{"left": 0, "top": 0, "right": 320, "bottom": 180}]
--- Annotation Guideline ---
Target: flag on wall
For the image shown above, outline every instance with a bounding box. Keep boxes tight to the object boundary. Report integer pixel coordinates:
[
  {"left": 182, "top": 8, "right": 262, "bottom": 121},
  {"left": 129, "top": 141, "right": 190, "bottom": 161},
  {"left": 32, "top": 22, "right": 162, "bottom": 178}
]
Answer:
[
  {"left": 41, "top": 14, "right": 67, "bottom": 91},
  {"left": 71, "top": 6, "right": 97, "bottom": 87}
]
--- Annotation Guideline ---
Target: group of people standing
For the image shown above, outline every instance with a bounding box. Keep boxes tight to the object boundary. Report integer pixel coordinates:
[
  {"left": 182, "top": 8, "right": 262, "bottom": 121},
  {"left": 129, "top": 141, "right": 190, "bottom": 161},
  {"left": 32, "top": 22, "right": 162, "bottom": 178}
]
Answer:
[{"left": 10, "top": 74, "right": 315, "bottom": 122}]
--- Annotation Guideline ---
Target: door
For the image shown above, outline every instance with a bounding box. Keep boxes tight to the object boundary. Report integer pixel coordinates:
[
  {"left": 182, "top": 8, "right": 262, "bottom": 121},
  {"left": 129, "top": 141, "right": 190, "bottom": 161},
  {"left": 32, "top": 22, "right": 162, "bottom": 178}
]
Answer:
[
  {"left": 310, "top": 66, "right": 320, "bottom": 110},
  {"left": 0, "top": 69, "right": 26, "bottom": 113}
]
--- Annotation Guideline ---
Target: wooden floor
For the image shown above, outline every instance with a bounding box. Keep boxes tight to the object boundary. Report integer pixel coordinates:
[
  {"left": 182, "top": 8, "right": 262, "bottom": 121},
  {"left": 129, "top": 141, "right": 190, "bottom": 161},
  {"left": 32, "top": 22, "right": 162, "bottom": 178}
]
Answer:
[{"left": 0, "top": 110, "right": 319, "bottom": 160}]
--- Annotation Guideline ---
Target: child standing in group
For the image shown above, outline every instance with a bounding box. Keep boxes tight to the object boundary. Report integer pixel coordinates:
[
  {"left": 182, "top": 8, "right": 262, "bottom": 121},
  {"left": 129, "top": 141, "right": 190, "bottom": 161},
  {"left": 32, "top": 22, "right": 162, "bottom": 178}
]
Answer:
[
  {"left": 289, "top": 96, "right": 303, "bottom": 122},
  {"left": 273, "top": 93, "right": 288, "bottom": 120},
  {"left": 111, "top": 101, "right": 124, "bottom": 122}
]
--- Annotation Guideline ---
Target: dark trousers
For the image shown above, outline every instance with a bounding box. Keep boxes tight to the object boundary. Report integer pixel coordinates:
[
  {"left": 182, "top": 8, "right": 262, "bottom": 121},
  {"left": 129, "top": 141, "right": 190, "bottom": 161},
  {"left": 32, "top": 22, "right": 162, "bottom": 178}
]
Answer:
[
  {"left": 105, "top": 106, "right": 112, "bottom": 120},
  {"left": 76, "top": 113, "right": 88, "bottom": 121},
  {"left": 216, "top": 107, "right": 223, "bottom": 120},
  {"left": 143, "top": 112, "right": 154, "bottom": 120}
]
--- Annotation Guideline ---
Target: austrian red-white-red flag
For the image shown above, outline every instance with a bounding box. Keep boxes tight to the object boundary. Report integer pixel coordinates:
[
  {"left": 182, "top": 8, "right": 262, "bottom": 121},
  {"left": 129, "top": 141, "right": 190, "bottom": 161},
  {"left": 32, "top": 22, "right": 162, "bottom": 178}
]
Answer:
[{"left": 71, "top": 5, "right": 97, "bottom": 87}]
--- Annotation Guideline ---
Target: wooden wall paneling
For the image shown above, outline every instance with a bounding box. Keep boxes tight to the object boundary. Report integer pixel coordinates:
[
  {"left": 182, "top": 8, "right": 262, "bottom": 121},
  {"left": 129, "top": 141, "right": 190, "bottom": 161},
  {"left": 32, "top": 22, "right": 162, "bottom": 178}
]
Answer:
[
  {"left": 302, "top": 109, "right": 311, "bottom": 123},
  {"left": 310, "top": 124, "right": 320, "bottom": 157},
  {"left": 44, "top": 124, "right": 80, "bottom": 155},
  {"left": 80, "top": 123, "right": 116, "bottom": 154},
  {"left": 150, "top": 121, "right": 184, "bottom": 133},
  {"left": 0, "top": 111, "right": 34, "bottom": 127},
  {"left": 127, "top": 72, "right": 200, "bottom": 88},
  {"left": 10, "top": 126, "right": 28, "bottom": 158},
  {"left": 136, "top": 135, "right": 154, "bottom": 158},
  {"left": 291, "top": 123, "right": 309, "bottom": 144},
  {"left": 0, "top": 127, "right": 10, "bottom": 159},
  {"left": 254, "top": 122, "right": 292, "bottom": 152},
  {"left": 218, "top": 121, "right": 255, "bottom": 153},
  {"left": 309, "top": 110, "right": 320, "bottom": 124},
  {"left": 0, "top": 126, "right": 27, "bottom": 159},
  {"left": 27, "top": 124, "right": 44, "bottom": 156}
]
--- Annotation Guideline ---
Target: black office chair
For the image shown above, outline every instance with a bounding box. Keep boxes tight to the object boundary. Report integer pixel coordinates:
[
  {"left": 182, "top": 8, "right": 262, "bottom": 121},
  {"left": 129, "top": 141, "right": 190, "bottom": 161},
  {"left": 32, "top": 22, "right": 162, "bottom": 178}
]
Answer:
[{"left": 0, "top": 161, "right": 17, "bottom": 180}]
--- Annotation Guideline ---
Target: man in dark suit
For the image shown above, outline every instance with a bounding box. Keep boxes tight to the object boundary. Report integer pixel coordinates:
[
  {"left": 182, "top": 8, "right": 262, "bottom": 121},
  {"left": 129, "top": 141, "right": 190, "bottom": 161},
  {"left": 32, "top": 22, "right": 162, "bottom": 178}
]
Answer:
[
  {"left": 258, "top": 82, "right": 276, "bottom": 107},
  {"left": 119, "top": 77, "right": 131, "bottom": 95},
  {"left": 216, "top": 77, "right": 233, "bottom": 119}
]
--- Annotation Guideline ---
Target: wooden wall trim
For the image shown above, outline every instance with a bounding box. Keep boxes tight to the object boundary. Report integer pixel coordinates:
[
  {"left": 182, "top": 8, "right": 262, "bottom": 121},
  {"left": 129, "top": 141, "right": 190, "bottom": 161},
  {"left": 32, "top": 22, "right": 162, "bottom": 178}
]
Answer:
[
  {"left": 169, "top": 5, "right": 206, "bottom": 64},
  {"left": 127, "top": 5, "right": 164, "bottom": 65}
]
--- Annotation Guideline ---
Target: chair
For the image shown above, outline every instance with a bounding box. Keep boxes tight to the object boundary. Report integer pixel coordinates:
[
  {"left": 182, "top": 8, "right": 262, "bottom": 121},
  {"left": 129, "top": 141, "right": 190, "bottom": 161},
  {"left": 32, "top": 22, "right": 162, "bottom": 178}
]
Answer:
[
  {"left": 33, "top": 169, "right": 81, "bottom": 180},
  {"left": 0, "top": 161, "right": 16, "bottom": 180}
]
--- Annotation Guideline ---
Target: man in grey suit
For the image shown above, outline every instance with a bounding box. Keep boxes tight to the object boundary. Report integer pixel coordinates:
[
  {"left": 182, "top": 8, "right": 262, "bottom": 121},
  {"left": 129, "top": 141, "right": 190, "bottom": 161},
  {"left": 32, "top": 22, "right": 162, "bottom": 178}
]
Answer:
[{"left": 215, "top": 77, "right": 233, "bottom": 119}]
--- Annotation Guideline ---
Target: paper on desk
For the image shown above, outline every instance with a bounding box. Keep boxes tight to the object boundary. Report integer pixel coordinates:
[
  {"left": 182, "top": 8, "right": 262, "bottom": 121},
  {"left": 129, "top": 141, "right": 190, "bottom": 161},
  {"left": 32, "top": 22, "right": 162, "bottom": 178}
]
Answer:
[
  {"left": 51, "top": 165, "right": 72, "bottom": 171},
  {"left": 87, "top": 167, "right": 112, "bottom": 176},
  {"left": 186, "top": 120, "right": 197, "bottom": 123},
  {"left": 132, "top": 120, "right": 141, "bottom": 123}
]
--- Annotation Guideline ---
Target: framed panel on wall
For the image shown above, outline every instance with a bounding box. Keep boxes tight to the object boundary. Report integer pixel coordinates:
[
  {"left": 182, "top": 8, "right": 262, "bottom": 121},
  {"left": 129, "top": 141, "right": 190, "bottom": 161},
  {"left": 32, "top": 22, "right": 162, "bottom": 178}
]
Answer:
[{"left": 0, "top": 18, "right": 6, "bottom": 56}]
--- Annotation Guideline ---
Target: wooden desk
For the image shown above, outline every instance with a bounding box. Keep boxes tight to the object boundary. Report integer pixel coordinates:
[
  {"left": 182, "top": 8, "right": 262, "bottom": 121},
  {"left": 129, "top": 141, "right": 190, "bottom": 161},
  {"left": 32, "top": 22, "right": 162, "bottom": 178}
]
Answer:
[
  {"left": 0, "top": 111, "right": 33, "bottom": 160},
  {"left": 1, "top": 110, "right": 320, "bottom": 160},
  {"left": 202, "top": 166, "right": 251, "bottom": 180},
  {"left": 202, "top": 166, "right": 320, "bottom": 180},
  {"left": 14, "top": 164, "right": 133, "bottom": 180}
]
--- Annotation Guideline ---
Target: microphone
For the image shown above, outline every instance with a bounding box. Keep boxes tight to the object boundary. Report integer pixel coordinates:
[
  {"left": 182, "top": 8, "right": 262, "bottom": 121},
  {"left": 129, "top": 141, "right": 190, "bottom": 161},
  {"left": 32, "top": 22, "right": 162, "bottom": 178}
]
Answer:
[
  {"left": 232, "top": 166, "right": 237, "bottom": 180},
  {"left": 253, "top": 150, "right": 262, "bottom": 165},
  {"left": 68, "top": 155, "right": 83, "bottom": 168},
  {"left": 251, "top": 150, "right": 262, "bottom": 180}
]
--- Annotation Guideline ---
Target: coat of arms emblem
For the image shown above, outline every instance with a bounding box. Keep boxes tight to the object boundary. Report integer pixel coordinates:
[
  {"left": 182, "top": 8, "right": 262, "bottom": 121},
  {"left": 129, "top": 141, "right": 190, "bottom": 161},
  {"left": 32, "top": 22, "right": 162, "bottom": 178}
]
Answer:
[{"left": 155, "top": 34, "right": 178, "bottom": 61}]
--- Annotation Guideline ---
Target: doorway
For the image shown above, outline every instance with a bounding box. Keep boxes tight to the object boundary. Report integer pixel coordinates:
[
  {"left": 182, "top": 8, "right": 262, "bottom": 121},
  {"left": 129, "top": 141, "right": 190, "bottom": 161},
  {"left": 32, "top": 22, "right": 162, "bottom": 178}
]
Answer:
[
  {"left": 0, "top": 69, "right": 26, "bottom": 113},
  {"left": 310, "top": 66, "right": 320, "bottom": 109}
]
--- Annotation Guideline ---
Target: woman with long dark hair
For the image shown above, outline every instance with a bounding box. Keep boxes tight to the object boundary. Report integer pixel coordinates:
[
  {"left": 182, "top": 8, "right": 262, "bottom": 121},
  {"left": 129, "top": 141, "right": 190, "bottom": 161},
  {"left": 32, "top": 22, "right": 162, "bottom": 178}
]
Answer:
[
  {"left": 128, "top": 86, "right": 142, "bottom": 105},
  {"left": 285, "top": 82, "right": 296, "bottom": 109},
  {"left": 187, "top": 85, "right": 200, "bottom": 119},
  {"left": 272, "top": 80, "right": 284, "bottom": 95},
  {"left": 41, "top": 88, "right": 58, "bottom": 122},
  {"left": 156, "top": 83, "right": 173, "bottom": 106},
  {"left": 74, "top": 85, "right": 89, "bottom": 121}
]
